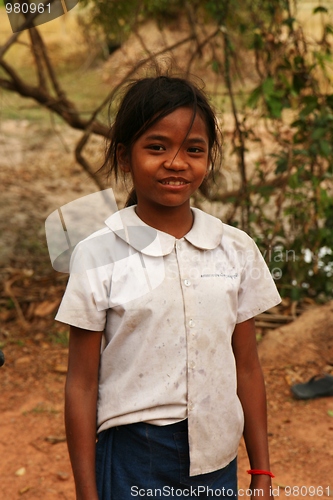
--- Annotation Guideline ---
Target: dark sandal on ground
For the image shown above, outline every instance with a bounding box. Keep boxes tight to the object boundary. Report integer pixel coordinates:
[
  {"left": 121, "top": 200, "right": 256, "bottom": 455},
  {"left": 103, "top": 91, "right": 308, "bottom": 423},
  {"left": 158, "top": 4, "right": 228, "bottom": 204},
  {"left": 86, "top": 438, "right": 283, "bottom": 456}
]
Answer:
[{"left": 291, "top": 374, "right": 333, "bottom": 400}]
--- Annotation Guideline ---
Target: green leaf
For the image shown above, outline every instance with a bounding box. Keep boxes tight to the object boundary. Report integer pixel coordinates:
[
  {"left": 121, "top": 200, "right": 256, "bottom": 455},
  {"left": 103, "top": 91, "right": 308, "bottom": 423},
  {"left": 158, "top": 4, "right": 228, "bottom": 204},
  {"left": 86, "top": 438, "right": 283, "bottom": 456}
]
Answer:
[
  {"left": 300, "top": 104, "right": 317, "bottom": 117},
  {"left": 292, "top": 148, "right": 310, "bottom": 157},
  {"left": 283, "top": 17, "right": 296, "bottom": 28},
  {"left": 288, "top": 173, "right": 298, "bottom": 189},
  {"left": 313, "top": 6, "right": 328, "bottom": 14},
  {"left": 326, "top": 95, "right": 333, "bottom": 109},
  {"left": 311, "top": 127, "right": 326, "bottom": 140},
  {"left": 293, "top": 73, "right": 307, "bottom": 93},
  {"left": 211, "top": 60, "right": 219, "bottom": 74},
  {"left": 309, "top": 143, "right": 318, "bottom": 156},
  {"left": 291, "top": 118, "right": 306, "bottom": 128},
  {"left": 262, "top": 77, "right": 274, "bottom": 97},
  {"left": 247, "top": 85, "right": 262, "bottom": 108},
  {"left": 274, "top": 154, "right": 288, "bottom": 174},
  {"left": 252, "top": 32, "right": 264, "bottom": 50},
  {"left": 274, "top": 89, "right": 286, "bottom": 98},
  {"left": 257, "top": 185, "right": 275, "bottom": 200},
  {"left": 278, "top": 73, "right": 291, "bottom": 89},
  {"left": 325, "top": 24, "right": 333, "bottom": 35},
  {"left": 319, "top": 139, "right": 331, "bottom": 157},
  {"left": 327, "top": 410, "right": 333, "bottom": 417},
  {"left": 294, "top": 55, "right": 304, "bottom": 67},
  {"left": 290, "top": 286, "right": 301, "bottom": 301},
  {"left": 300, "top": 96, "right": 318, "bottom": 117},
  {"left": 267, "top": 96, "right": 283, "bottom": 118}
]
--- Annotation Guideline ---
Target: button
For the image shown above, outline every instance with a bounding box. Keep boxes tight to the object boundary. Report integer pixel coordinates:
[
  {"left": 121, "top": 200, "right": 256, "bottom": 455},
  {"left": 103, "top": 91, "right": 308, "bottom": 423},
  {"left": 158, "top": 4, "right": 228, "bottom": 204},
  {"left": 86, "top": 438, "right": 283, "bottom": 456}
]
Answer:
[
  {"left": 184, "top": 279, "right": 191, "bottom": 286},
  {"left": 189, "top": 360, "right": 196, "bottom": 369},
  {"left": 188, "top": 402, "right": 194, "bottom": 411},
  {"left": 189, "top": 320, "right": 195, "bottom": 328}
]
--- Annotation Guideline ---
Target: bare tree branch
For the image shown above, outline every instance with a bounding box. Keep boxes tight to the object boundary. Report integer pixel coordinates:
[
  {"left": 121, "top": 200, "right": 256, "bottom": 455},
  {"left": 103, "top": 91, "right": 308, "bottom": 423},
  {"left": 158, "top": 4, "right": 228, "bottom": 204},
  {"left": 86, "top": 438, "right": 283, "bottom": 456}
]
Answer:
[
  {"left": 1, "top": 31, "right": 196, "bottom": 144},
  {"left": 185, "top": 27, "right": 220, "bottom": 77},
  {"left": 0, "top": 59, "right": 109, "bottom": 135},
  {"left": 29, "top": 28, "right": 47, "bottom": 90},
  {"left": 31, "top": 26, "right": 66, "bottom": 99},
  {"left": 75, "top": 128, "right": 106, "bottom": 190},
  {"left": 220, "top": 27, "right": 249, "bottom": 229}
]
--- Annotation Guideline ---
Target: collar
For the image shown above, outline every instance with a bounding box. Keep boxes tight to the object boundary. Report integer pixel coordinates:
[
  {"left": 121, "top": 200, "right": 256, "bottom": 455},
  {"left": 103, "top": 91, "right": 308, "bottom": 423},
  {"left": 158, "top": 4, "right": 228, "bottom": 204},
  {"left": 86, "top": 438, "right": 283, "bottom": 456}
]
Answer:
[{"left": 104, "top": 206, "right": 223, "bottom": 257}]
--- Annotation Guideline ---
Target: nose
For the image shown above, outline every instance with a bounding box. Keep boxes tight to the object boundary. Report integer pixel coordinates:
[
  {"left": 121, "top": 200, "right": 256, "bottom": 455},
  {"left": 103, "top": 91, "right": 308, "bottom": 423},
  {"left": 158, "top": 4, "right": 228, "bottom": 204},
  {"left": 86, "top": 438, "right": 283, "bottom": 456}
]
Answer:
[{"left": 163, "top": 150, "right": 188, "bottom": 170}]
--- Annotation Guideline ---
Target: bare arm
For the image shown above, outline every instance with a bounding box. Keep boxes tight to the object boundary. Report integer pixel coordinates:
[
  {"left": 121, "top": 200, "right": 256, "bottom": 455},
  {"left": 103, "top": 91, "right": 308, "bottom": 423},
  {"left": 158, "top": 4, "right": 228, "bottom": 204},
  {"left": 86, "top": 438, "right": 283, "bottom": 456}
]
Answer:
[
  {"left": 232, "top": 318, "right": 273, "bottom": 499},
  {"left": 65, "top": 325, "right": 103, "bottom": 500}
]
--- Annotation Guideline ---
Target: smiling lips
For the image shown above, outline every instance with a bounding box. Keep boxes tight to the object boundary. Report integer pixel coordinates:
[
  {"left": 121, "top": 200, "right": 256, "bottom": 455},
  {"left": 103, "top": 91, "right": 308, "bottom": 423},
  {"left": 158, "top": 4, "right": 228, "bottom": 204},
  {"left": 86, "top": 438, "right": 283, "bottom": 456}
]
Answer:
[{"left": 159, "top": 178, "right": 189, "bottom": 186}]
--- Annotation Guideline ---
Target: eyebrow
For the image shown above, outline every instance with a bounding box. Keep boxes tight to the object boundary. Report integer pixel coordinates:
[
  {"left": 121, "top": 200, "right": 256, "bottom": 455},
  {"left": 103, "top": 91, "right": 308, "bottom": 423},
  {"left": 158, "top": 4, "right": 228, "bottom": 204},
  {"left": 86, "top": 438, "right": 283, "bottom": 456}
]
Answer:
[{"left": 144, "top": 134, "right": 207, "bottom": 145}]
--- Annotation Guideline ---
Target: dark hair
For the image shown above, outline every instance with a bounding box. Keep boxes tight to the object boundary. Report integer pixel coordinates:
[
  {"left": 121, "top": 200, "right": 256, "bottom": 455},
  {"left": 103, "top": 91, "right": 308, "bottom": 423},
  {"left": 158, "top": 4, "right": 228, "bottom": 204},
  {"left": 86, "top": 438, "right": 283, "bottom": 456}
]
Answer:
[{"left": 102, "top": 76, "right": 222, "bottom": 206}]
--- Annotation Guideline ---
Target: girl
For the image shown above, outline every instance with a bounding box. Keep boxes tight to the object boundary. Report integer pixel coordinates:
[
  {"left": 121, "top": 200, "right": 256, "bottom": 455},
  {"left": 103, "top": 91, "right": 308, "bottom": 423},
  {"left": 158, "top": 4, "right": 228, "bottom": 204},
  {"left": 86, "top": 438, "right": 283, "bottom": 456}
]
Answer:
[{"left": 56, "top": 76, "right": 281, "bottom": 499}]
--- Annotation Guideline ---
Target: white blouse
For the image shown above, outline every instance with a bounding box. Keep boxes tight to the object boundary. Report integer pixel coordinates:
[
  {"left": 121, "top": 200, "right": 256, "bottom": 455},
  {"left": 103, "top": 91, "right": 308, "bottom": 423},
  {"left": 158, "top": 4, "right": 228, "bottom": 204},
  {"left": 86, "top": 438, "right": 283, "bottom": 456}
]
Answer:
[{"left": 56, "top": 206, "right": 281, "bottom": 476}]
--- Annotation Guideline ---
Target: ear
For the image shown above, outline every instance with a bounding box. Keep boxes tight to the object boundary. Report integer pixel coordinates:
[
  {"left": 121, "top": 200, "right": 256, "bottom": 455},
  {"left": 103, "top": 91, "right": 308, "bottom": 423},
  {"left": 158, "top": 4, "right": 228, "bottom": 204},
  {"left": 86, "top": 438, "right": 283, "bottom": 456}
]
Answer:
[
  {"left": 117, "top": 144, "right": 131, "bottom": 173},
  {"left": 205, "top": 162, "right": 212, "bottom": 177}
]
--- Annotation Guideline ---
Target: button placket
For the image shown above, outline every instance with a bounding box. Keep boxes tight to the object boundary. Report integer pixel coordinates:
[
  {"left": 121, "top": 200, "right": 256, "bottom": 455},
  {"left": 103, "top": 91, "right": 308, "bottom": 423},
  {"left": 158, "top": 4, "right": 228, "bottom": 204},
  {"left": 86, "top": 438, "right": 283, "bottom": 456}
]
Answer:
[{"left": 175, "top": 240, "right": 198, "bottom": 421}]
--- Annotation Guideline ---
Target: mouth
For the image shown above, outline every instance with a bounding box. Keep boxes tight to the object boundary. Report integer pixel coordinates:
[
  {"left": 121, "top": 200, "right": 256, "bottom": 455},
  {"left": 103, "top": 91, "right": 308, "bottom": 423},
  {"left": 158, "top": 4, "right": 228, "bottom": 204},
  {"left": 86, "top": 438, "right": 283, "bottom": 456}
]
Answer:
[{"left": 159, "top": 178, "right": 189, "bottom": 186}]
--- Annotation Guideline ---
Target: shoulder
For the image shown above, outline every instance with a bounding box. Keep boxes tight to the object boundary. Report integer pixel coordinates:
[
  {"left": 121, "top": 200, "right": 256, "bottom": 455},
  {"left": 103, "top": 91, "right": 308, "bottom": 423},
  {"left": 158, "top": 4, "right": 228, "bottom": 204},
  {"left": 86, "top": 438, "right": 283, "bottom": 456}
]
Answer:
[
  {"left": 191, "top": 207, "right": 222, "bottom": 229},
  {"left": 221, "top": 222, "right": 254, "bottom": 246},
  {"left": 219, "top": 223, "right": 265, "bottom": 268},
  {"left": 73, "top": 226, "right": 115, "bottom": 256},
  {"left": 188, "top": 208, "right": 259, "bottom": 255},
  {"left": 192, "top": 208, "right": 253, "bottom": 244},
  {"left": 70, "top": 210, "right": 131, "bottom": 273},
  {"left": 76, "top": 205, "right": 132, "bottom": 249},
  {"left": 188, "top": 208, "right": 223, "bottom": 250}
]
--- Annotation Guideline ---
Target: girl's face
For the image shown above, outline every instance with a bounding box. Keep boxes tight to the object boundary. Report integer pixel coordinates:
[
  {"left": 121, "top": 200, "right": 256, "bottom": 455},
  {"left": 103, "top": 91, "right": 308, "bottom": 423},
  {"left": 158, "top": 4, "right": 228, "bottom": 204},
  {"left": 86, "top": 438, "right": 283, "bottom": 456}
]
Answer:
[{"left": 118, "top": 106, "right": 210, "bottom": 224}]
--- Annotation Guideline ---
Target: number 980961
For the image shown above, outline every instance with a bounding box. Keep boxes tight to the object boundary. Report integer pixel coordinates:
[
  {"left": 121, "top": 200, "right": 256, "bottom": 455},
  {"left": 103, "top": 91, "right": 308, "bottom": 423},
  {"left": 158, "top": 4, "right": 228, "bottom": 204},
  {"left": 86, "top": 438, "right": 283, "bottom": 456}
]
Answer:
[{"left": 5, "top": 2, "right": 51, "bottom": 14}]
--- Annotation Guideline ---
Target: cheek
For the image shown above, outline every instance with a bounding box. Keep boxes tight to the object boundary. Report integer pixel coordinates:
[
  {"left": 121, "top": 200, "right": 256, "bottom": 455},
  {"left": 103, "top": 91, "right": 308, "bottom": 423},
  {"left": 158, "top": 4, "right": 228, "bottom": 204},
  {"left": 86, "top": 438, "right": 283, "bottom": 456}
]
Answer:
[
  {"left": 131, "top": 157, "right": 157, "bottom": 178},
  {"left": 130, "top": 167, "right": 153, "bottom": 190}
]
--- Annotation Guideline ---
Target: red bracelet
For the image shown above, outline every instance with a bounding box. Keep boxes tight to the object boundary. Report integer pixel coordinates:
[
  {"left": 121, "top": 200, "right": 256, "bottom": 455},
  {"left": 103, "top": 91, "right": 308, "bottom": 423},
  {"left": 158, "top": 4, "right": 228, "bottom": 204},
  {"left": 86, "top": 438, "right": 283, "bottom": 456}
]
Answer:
[{"left": 247, "top": 469, "right": 275, "bottom": 478}]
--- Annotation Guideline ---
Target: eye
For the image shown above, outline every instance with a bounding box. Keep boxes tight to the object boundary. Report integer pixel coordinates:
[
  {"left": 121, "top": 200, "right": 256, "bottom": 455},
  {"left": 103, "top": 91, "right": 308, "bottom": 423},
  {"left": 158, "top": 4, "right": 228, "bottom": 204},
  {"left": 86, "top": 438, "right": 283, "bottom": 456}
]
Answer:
[
  {"left": 188, "top": 147, "right": 204, "bottom": 153},
  {"left": 148, "top": 144, "right": 165, "bottom": 151}
]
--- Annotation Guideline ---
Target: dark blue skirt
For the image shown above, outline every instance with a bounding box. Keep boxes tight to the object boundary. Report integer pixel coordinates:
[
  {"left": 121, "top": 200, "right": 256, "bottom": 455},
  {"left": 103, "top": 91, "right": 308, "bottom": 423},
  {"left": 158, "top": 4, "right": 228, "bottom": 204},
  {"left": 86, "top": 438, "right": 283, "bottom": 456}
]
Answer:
[{"left": 95, "top": 419, "right": 237, "bottom": 499}]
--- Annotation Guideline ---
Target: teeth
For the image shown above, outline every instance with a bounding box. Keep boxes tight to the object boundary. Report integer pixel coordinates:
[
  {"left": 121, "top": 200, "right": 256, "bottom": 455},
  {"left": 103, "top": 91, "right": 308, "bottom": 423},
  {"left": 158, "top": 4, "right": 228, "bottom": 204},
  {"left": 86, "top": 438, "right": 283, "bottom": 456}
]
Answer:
[{"left": 161, "top": 180, "right": 187, "bottom": 185}]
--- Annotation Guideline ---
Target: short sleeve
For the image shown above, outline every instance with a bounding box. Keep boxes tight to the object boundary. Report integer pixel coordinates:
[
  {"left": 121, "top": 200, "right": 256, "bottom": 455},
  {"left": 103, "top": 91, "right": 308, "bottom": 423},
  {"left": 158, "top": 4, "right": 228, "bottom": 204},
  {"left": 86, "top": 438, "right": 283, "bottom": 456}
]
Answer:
[
  {"left": 236, "top": 236, "right": 281, "bottom": 324},
  {"left": 55, "top": 242, "right": 107, "bottom": 331}
]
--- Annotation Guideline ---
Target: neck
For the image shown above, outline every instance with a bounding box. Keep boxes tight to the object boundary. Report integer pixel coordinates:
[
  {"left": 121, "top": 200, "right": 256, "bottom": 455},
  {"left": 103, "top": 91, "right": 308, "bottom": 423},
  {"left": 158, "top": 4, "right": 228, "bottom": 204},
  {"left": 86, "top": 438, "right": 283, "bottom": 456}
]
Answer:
[{"left": 135, "top": 203, "right": 193, "bottom": 238}]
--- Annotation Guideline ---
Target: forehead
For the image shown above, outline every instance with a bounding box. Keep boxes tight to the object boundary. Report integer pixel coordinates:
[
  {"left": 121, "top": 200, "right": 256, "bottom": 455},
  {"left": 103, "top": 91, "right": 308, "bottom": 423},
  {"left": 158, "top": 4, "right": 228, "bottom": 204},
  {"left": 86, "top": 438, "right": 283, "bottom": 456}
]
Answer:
[{"left": 143, "top": 106, "right": 209, "bottom": 140}]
